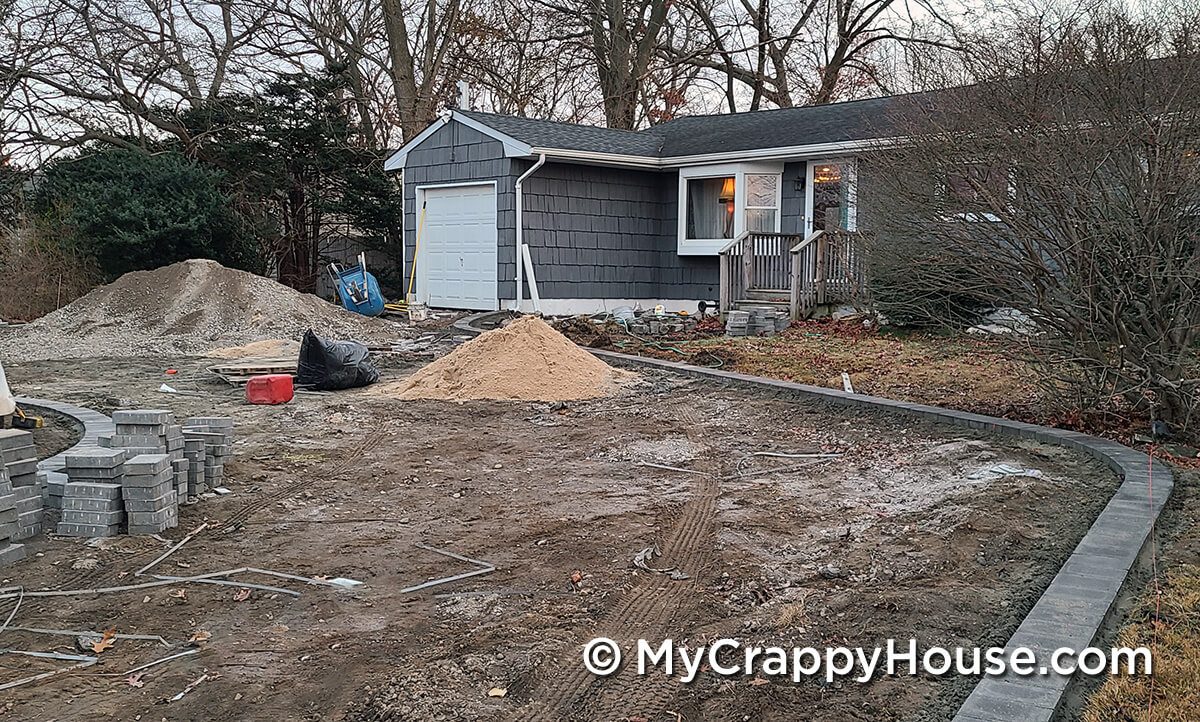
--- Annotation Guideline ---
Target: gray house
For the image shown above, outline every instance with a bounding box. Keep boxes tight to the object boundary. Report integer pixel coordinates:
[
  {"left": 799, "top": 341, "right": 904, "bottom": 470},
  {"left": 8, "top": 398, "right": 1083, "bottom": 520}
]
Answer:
[{"left": 384, "top": 96, "right": 902, "bottom": 315}]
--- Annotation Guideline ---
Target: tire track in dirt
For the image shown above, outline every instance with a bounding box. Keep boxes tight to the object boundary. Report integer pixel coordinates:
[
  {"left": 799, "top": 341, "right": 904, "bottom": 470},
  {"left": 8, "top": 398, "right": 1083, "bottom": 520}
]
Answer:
[{"left": 513, "top": 403, "right": 724, "bottom": 721}]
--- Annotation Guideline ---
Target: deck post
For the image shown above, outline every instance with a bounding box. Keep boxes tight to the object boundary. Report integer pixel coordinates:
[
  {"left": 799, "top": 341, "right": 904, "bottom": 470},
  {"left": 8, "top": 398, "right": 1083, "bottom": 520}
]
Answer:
[{"left": 719, "top": 252, "right": 730, "bottom": 315}]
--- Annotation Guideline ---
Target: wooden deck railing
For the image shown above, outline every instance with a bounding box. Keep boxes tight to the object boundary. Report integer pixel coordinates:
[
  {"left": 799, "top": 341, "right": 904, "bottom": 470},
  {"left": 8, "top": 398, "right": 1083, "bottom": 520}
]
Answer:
[{"left": 719, "top": 229, "right": 867, "bottom": 320}]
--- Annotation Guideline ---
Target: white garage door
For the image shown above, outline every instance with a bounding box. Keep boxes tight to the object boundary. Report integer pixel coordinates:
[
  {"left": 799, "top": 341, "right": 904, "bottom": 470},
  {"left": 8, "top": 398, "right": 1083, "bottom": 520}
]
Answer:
[{"left": 419, "top": 184, "right": 498, "bottom": 310}]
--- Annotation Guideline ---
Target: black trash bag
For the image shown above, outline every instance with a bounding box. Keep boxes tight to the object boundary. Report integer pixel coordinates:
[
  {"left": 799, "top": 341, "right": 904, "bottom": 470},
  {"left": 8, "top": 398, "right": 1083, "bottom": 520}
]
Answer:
[{"left": 296, "top": 329, "right": 380, "bottom": 390}]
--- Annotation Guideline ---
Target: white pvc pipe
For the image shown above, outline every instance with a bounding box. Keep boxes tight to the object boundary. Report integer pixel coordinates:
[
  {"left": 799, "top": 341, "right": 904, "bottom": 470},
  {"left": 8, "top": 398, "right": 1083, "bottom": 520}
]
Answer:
[{"left": 513, "top": 153, "right": 546, "bottom": 312}]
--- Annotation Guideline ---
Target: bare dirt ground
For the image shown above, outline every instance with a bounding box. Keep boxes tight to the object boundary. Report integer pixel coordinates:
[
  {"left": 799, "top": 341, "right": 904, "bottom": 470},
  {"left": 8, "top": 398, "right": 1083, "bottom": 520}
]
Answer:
[{"left": 1, "top": 355, "right": 1118, "bottom": 722}]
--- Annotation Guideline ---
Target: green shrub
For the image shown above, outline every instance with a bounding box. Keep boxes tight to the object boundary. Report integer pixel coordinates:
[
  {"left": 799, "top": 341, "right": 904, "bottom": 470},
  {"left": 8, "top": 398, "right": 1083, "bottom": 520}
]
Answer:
[{"left": 32, "top": 148, "right": 262, "bottom": 279}]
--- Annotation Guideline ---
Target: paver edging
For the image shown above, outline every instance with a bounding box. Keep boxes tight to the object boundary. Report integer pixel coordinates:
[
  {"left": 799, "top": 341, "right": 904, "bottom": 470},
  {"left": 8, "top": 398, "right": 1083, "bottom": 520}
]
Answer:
[
  {"left": 457, "top": 312, "right": 1171, "bottom": 722},
  {"left": 14, "top": 396, "right": 115, "bottom": 472}
]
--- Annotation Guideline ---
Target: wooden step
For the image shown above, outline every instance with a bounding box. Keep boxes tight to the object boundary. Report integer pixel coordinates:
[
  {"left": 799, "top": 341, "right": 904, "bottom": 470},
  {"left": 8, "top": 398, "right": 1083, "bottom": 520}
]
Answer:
[{"left": 743, "top": 288, "right": 789, "bottom": 301}]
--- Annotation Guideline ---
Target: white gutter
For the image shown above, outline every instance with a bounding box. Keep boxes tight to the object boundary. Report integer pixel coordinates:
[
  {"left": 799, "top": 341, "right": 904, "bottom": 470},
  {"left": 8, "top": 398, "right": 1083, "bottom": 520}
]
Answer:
[
  {"left": 513, "top": 153, "right": 546, "bottom": 312},
  {"left": 527, "top": 136, "right": 897, "bottom": 170}
]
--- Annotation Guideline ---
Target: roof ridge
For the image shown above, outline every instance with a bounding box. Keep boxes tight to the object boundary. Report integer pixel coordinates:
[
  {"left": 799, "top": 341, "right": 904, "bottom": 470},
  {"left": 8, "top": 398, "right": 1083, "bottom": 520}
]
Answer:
[{"left": 456, "top": 109, "right": 664, "bottom": 139}]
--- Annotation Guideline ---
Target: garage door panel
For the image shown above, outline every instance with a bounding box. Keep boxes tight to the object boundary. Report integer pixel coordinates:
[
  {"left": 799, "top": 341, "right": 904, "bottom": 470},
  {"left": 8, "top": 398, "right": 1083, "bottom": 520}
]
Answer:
[{"left": 420, "top": 184, "right": 498, "bottom": 310}]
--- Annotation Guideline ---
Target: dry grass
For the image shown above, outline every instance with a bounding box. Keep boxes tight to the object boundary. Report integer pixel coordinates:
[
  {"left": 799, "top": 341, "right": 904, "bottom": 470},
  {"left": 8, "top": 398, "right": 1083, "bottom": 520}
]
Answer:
[
  {"left": 1083, "top": 564, "right": 1200, "bottom": 722},
  {"left": 0, "top": 227, "right": 98, "bottom": 321}
]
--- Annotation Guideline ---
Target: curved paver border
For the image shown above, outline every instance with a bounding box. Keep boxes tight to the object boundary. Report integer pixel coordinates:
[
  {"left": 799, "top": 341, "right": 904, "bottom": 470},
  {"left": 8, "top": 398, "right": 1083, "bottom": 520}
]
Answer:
[
  {"left": 457, "top": 312, "right": 1171, "bottom": 722},
  {"left": 15, "top": 396, "right": 115, "bottom": 472}
]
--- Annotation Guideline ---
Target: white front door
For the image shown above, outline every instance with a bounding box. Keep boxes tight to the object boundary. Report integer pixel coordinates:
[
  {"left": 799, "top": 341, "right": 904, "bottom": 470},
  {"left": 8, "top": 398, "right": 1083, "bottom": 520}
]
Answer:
[{"left": 418, "top": 183, "right": 499, "bottom": 311}]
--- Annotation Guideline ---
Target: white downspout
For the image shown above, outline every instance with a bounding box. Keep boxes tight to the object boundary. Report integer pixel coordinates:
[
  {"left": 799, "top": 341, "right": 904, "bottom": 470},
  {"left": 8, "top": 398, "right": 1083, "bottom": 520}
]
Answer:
[{"left": 513, "top": 153, "right": 546, "bottom": 312}]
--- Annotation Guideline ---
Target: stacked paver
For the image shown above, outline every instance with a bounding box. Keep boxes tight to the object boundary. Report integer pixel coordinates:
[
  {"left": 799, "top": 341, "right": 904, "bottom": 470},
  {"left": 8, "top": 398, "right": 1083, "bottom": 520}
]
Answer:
[
  {"left": 183, "top": 417, "right": 234, "bottom": 496},
  {"left": 1, "top": 430, "right": 42, "bottom": 554},
  {"left": 57, "top": 448, "right": 126, "bottom": 537},
  {"left": 0, "top": 465, "right": 24, "bottom": 565},
  {"left": 725, "top": 307, "right": 790, "bottom": 337},
  {"left": 122, "top": 454, "right": 178, "bottom": 534}
]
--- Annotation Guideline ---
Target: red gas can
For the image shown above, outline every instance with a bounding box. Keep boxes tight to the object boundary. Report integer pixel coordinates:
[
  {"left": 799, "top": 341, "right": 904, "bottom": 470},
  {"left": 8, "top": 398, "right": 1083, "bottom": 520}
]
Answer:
[{"left": 245, "top": 374, "right": 294, "bottom": 405}]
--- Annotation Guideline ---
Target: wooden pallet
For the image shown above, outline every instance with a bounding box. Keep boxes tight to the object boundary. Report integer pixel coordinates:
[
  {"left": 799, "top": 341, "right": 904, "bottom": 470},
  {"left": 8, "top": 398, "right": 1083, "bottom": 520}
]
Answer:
[{"left": 206, "top": 358, "right": 298, "bottom": 386}]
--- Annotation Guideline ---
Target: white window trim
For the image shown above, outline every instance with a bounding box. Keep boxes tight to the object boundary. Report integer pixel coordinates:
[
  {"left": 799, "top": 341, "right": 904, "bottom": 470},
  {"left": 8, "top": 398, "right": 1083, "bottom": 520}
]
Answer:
[
  {"left": 804, "top": 158, "right": 857, "bottom": 236},
  {"left": 677, "top": 162, "right": 784, "bottom": 255}
]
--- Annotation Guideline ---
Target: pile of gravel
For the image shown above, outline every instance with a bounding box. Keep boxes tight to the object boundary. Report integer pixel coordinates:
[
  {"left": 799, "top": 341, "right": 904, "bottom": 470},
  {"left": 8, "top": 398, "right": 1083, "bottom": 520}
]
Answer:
[{"left": 0, "top": 259, "right": 403, "bottom": 360}]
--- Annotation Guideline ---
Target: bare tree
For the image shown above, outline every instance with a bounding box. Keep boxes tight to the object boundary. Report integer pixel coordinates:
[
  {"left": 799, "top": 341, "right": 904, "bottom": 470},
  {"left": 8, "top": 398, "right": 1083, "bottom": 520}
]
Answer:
[
  {"left": 251, "top": 0, "right": 397, "bottom": 150},
  {"left": 380, "top": 0, "right": 463, "bottom": 140},
  {"left": 531, "top": 0, "right": 672, "bottom": 129},
  {"left": 866, "top": 6, "right": 1200, "bottom": 430},
  {"left": 1, "top": 0, "right": 271, "bottom": 160},
  {"left": 666, "top": 0, "right": 959, "bottom": 112}
]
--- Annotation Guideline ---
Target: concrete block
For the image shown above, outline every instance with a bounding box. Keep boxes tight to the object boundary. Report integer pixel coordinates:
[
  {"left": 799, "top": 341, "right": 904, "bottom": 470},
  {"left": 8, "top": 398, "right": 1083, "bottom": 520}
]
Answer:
[
  {"left": 0, "top": 429, "right": 34, "bottom": 450},
  {"left": 0, "top": 521, "right": 15, "bottom": 540},
  {"left": 61, "top": 508, "right": 126, "bottom": 524},
  {"left": 127, "top": 506, "right": 175, "bottom": 525},
  {"left": 5, "top": 458, "right": 38, "bottom": 477},
  {"left": 110, "top": 434, "right": 168, "bottom": 448},
  {"left": 64, "top": 482, "right": 123, "bottom": 500},
  {"left": 44, "top": 495, "right": 63, "bottom": 510},
  {"left": 64, "top": 448, "right": 126, "bottom": 469},
  {"left": 14, "top": 523, "right": 41, "bottom": 541},
  {"left": 185, "top": 417, "right": 234, "bottom": 429},
  {"left": 114, "top": 423, "right": 168, "bottom": 435},
  {"left": 56, "top": 522, "right": 122, "bottom": 538},
  {"left": 125, "top": 454, "right": 171, "bottom": 475},
  {"left": 10, "top": 472, "right": 38, "bottom": 487},
  {"left": 0, "top": 508, "right": 15, "bottom": 523},
  {"left": 111, "top": 409, "right": 174, "bottom": 425},
  {"left": 98, "top": 434, "right": 112, "bottom": 448},
  {"left": 65, "top": 467, "right": 125, "bottom": 481},
  {"left": 62, "top": 496, "right": 124, "bottom": 512},
  {"left": 122, "top": 470, "right": 174, "bottom": 488},
  {"left": 125, "top": 491, "right": 176, "bottom": 512},
  {"left": 122, "top": 481, "right": 174, "bottom": 501},
  {"left": 0, "top": 443, "right": 36, "bottom": 462},
  {"left": 0, "top": 543, "right": 26, "bottom": 566}
]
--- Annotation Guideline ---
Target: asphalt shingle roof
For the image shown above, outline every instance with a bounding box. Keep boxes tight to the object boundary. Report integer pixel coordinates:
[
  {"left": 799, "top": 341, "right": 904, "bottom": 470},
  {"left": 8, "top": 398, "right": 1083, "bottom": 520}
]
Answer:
[
  {"left": 456, "top": 110, "right": 667, "bottom": 157},
  {"left": 457, "top": 93, "right": 930, "bottom": 160}
]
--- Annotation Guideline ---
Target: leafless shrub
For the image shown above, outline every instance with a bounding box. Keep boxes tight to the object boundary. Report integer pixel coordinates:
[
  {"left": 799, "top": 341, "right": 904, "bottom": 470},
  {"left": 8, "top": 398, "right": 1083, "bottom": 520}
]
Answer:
[
  {"left": 866, "top": 5, "right": 1200, "bottom": 430},
  {"left": 0, "top": 224, "right": 99, "bottom": 321}
]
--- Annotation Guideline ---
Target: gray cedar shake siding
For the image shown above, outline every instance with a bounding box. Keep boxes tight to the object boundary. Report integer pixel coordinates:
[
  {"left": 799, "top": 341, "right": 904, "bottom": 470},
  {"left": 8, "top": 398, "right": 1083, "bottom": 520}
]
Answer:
[
  {"left": 401, "top": 122, "right": 517, "bottom": 298},
  {"left": 513, "top": 159, "right": 721, "bottom": 302},
  {"left": 401, "top": 118, "right": 821, "bottom": 305}
]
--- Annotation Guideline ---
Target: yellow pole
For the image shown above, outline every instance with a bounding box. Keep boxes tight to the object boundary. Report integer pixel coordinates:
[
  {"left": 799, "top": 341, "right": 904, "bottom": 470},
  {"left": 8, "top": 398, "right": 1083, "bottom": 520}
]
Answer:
[{"left": 406, "top": 200, "right": 426, "bottom": 302}]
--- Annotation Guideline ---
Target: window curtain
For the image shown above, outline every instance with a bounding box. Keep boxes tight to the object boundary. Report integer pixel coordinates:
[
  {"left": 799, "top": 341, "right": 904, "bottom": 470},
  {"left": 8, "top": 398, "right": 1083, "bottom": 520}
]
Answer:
[{"left": 686, "top": 177, "right": 733, "bottom": 239}]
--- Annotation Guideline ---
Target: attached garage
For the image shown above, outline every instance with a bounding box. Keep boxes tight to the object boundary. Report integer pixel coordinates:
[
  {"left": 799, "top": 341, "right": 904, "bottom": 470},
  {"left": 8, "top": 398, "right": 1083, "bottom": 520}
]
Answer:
[{"left": 416, "top": 183, "right": 499, "bottom": 311}]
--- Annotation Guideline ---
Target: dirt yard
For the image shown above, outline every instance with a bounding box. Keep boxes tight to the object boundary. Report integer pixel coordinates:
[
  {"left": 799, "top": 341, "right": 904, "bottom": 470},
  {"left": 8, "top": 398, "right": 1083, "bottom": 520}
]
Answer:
[{"left": 1, "top": 355, "right": 1118, "bottom": 722}]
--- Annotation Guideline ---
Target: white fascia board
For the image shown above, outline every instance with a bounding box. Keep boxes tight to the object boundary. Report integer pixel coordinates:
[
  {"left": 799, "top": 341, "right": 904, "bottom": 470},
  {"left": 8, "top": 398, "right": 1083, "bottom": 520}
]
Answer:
[
  {"left": 528, "top": 138, "right": 890, "bottom": 170},
  {"left": 383, "top": 112, "right": 535, "bottom": 172},
  {"left": 384, "top": 116, "right": 448, "bottom": 172}
]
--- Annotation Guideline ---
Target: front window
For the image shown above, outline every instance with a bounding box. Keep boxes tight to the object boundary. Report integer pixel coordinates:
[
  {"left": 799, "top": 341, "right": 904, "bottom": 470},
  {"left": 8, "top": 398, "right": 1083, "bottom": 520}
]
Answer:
[
  {"left": 745, "top": 174, "right": 780, "bottom": 232},
  {"left": 685, "top": 176, "right": 735, "bottom": 240}
]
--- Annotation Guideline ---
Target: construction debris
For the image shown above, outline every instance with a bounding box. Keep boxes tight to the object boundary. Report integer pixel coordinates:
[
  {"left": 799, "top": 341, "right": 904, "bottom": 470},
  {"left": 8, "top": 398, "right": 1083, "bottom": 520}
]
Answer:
[{"left": 400, "top": 543, "right": 495, "bottom": 593}]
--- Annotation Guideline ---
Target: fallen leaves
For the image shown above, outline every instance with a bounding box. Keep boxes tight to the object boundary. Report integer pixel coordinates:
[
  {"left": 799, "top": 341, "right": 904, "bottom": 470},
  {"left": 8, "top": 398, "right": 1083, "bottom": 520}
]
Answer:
[
  {"left": 187, "top": 630, "right": 212, "bottom": 646},
  {"left": 91, "top": 629, "right": 117, "bottom": 654},
  {"left": 233, "top": 588, "right": 251, "bottom": 602},
  {"left": 125, "top": 672, "right": 145, "bottom": 688},
  {"left": 487, "top": 687, "right": 507, "bottom": 698},
  {"left": 168, "top": 589, "right": 187, "bottom": 600}
]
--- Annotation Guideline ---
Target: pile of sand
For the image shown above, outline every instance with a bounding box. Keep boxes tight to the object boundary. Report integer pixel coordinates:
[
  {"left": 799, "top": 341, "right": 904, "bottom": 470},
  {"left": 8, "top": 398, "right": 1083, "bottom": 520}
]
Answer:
[
  {"left": 206, "top": 339, "right": 302, "bottom": 359},
  {"left": 0, "top": 259, "right": 400, "bottom": 360},
  {"left": 374, "top": 316, "right": 632, "bottom": 402}
]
